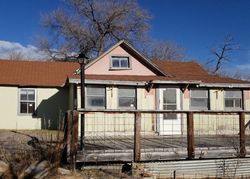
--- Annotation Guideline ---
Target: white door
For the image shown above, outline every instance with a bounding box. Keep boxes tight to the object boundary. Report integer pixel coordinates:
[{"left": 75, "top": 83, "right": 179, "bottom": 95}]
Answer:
[{"left": 159, "top": 88, "right": 181, "bottom": 135}]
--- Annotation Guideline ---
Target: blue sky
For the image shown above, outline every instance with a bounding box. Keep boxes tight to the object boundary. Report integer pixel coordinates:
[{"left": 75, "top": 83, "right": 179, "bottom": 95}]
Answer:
[{"left": 0, "top": 0, "right": 250, "bottom": 74}]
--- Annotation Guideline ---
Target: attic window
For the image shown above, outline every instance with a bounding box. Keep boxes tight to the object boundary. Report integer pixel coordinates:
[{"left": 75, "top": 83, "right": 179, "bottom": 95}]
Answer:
[{"left": 111, "top": 56, "right": 130, "bottom": 69}]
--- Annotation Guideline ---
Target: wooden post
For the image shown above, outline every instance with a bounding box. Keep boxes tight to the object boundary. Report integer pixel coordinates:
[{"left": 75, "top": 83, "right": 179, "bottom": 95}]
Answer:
[
  {"left": 61, "top": 111, "right": 69, "bottom": 164},
  {"left": 70, "top": 110, "right": 79, "bottom": 171},
  {"left": 239, "top": 112, "right": 246, "bottom": 157},
  {"left": 187, "top": 112, "right": 195, "bottom": 159},
  {"left": 134, "top": 112, "right": 141, "bottom": 162}
]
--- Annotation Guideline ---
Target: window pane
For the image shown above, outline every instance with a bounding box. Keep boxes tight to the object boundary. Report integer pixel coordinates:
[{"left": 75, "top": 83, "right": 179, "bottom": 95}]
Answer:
[
  {"left": 191, "top": 98, "right": 208, "bottom": 108},
  {"left": 27, "top": 90, "right": 35, "bottom": 101},
  {"left": 119, "top": 97, "right": 135, "bottom": 108},
  {"left": 118, "top": 87, "right": 135, "bottom": 97},
  {"left": 235, "top": 99, "right": 241, "bottom": 108},
  {"left": 112, "top": 59, "right": 120, "bottom": 67},
  {"left": 163, "top": 89, "right": 176, "bottom": 104},
  {"left": 225, "top": 90, "right": 242, "bottom": 98},
  {"left": 28, "top": 102, "right": 35, "bottom": 113},
  {"left": 164, "top": 113, "right": 177, "bottom": 120},
  {"left": 87, "top": 97, "right": 105, "bottom": 107},
  {"left": 191, "top": 89, "right": 207, "bottom": 98},
  {"left": 20, "top": 102, "right": 27, "bottom": 113},
  {"left": 20, "top": 91, "right": 27, "bottom": 100},
  {"left": 225, "top": 99, "right": 234, "bottom": 108},
  {"left": 86, "top": 86, "right": 105, "bottom": 108},
  {"left": 120, "top": 59, "right": 129, "bottom": 68},
  {"left": 87, "top": 86, "right": 105, "bottom": 95},
  {"left": 166, "top": 104, "right": 176, "bottom": 110}
]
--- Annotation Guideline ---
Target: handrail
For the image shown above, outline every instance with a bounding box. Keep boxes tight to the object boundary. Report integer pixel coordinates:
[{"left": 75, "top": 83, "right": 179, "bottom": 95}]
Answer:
[{"left": 77, "top": 108, "right": 250, "bottom": 114}]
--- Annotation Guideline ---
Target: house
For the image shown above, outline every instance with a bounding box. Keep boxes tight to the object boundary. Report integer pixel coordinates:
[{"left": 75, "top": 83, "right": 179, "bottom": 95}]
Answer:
[
  {"left": 0, "top": 60, "right": 78, "bottom": 129},
  {"left": 0, "top": 40, "right": 250, "bottom": 136}
]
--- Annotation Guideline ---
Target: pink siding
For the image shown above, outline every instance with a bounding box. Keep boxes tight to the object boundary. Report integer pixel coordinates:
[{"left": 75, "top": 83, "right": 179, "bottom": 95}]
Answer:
[{"left": 86, "top": 46, "right": 156, "bottom": 76}]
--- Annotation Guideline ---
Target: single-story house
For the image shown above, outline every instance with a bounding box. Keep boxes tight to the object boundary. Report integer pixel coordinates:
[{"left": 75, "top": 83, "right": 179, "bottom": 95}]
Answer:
[{"left": 0, "top": 40, "right": 250, "bottom": 135}]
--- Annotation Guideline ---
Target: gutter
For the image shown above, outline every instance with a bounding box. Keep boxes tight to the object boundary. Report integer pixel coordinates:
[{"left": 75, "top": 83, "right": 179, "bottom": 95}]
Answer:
[
  {"left": 69, "top": 78, "right": 201, "bottom": 86},
  {"left": 69, "top": 78, "right": 250, "bottom": 88},
  {"left": 198, "top": 83, "right": 250, "bottom": 88}
]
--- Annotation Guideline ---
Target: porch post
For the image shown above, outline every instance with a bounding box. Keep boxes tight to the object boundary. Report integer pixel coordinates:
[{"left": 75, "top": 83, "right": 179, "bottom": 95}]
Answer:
[
  {"left": 187, "top": 112, "right": 195, "bottom": 159},
  {"left": 134, "top": 112, "right": 141, "bottom": 162},
  {"left": 239, "top": 112, "right": 246, "bottom": 157}
]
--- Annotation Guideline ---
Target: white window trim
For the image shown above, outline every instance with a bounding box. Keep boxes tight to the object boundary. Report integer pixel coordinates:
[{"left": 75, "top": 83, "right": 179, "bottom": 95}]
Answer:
[
  {"left": 224, "top": 90, "right": 242, "bottom": 110},
  {"left": 117, "top": 86, "right": 136, "bottom": 109},
  {"left": 109, "top": 55, "right": 132, "bottom": 70},
  {"left": 190, "top": 89, "right": 209, "bottom": 110},
  {"left": 18, "top": 88, "right": 37, "bottom": 116}
]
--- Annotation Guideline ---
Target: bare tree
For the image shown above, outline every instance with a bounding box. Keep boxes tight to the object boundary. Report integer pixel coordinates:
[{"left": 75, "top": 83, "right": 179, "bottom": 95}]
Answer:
[
  {"left": 41, "top": 0, "right": 150, "bottom": 60},
  {"left": 208, "top": 35, "right": 239, "bottom": 74},
  {"left": 8, "top": 50, "right": 25, "bottom": 60},
  {"left": 142, "top": 40, "right": 185, "bottom": 60}
]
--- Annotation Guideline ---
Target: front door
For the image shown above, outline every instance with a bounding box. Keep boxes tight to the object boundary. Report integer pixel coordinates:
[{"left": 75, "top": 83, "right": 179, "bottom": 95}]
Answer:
[{"left": 159, "top": 88, "right": 181, "bottom": 135}]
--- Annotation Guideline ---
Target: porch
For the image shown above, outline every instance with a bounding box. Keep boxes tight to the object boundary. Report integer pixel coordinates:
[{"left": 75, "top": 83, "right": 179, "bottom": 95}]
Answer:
[{"left": 63, "top": 110, "right": 250, "bottom": 166}]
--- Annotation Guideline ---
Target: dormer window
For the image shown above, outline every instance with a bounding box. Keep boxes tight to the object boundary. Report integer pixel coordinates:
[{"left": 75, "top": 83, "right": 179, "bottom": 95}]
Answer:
[{"left": 111, "top": 56, "right": 130, "bottom": 69}]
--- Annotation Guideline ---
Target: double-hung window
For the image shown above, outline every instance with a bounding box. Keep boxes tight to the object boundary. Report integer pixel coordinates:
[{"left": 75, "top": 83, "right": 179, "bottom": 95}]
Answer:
[
  {"left": 190, "top": 89, "right": 209, "bottom": 110},
  {"left": 224, "top": 90, "right": 242, "bottom": 110},
  {"left": 19, "top": 88, "right": 36, "bottom": 114},
  {"left": 86, "top": 85, "right": 106, "bottom": 108},
  {"left": 111, "top": 56, "right": 130, "bottom": 69},
  {"left": 118, "top": 87, "right": 136, "bottom": 108}
]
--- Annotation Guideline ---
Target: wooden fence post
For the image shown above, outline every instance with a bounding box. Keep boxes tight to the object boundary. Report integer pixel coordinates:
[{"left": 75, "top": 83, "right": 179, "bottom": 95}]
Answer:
[
  {"left": 187, "top": 112, "right": 195, "bottom": 159},
  {"left": 239, "top": 112, "right": 246, "bottom": 157},
  {"left": 134, "top": 112, "right": 141, "bottom": 162},
  {"left": 70, "top": 110, "right": 79, "bottom": 171},
  {"left": 61, "top": 111, "right": 70, "bottom": 164}
]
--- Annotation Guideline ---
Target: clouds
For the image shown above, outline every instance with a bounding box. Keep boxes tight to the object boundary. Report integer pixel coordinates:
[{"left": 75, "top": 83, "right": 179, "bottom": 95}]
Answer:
[{"left": 0, "top": 40, "right": 48, "bottom": 60}]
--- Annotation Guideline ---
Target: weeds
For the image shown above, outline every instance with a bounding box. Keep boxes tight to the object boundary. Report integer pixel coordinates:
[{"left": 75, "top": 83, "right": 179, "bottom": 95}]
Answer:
[{"left": 0, "top": 129, "right": 65, "bottom": 178}]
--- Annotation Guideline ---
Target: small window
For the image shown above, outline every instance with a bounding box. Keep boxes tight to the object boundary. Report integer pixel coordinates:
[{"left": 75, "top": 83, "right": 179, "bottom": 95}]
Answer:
[
  {"left": 111, "top": 56, "right": 130, "bottom": 69},
  {"left": 224, "top": 90, "right": 242, "bottom": 110},
  {"left": 86, "top": 85, "right": 105, "bottom": 108},
  {"left": 118, "top": 87, "right": 136, "bottom": 108},
  {"left": 190, "top": 89, "right": 208, "bottom": 110},
  {"left": 19, "top": 88, "right": 36, "bottom": 114}
]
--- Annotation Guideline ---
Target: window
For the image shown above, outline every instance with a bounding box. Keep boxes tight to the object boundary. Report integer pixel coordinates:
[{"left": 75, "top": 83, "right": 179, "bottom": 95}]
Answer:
[
  {"left": 111, "top": 56, "right": 130, "bottom": 69},
  {"left": 86, "top": 85, "right": 105, "bottom": 108},
  {"left": 163, "top": 88, "right": 177, "bottom": 119},
  {"left": 190, "top": 89, "right": 208, "bottom": 110},
  {"left": 19, "top": 88, "right": 36, "bottom": 114},
  {"left": 118, "top": 87, "right": 136, "bottom": 108},
  {"left": 224, "top": 90, "right": 242, "bottom": 110}
]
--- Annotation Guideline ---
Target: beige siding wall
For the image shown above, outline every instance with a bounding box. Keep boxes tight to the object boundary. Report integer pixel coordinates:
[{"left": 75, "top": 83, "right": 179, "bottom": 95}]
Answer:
[
  {"left": 182, "top": 88, "right": 250, "bottom": 135},
  {"left": 0, "top": 86, "right": 69, "bottom": 130},
  {"left": 78, "top": 86, "right": 155, "bottom": 136},
  {"left": 210, "top": 89, "right": 224, "bottom": 110}
]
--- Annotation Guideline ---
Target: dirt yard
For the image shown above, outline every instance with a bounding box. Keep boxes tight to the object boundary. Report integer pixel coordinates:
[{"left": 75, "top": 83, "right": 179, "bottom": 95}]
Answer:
[{"left": 0, "top": 130, "right": 134, "bottom": 179}]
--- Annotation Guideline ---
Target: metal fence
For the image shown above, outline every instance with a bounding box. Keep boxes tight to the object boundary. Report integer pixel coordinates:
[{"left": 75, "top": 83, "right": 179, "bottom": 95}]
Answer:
[{"left": 63, "top": 110, "right": 250, "bottom": 165}]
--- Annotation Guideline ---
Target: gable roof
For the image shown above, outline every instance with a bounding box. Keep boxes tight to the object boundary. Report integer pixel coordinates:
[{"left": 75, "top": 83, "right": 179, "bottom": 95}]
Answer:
[
  {"left": 0, "top": 59, "right": 249, "bottom": 88},
  {"left": 0, "top": 59, "right": 79, "bottom": 87},
  {"left": 85, "top": 40, "right": 167, "bottom": 76}
]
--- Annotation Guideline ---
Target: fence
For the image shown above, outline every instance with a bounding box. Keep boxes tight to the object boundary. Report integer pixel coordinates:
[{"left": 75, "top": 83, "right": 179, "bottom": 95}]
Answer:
[{"left": 63, "top": 109, "right": 250, "bottom": 166}]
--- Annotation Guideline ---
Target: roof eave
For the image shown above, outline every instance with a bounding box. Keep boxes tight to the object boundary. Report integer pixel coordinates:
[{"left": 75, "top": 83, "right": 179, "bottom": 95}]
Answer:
[{"left": 199, "top": 83, "right": 250, "bottom": 88}]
